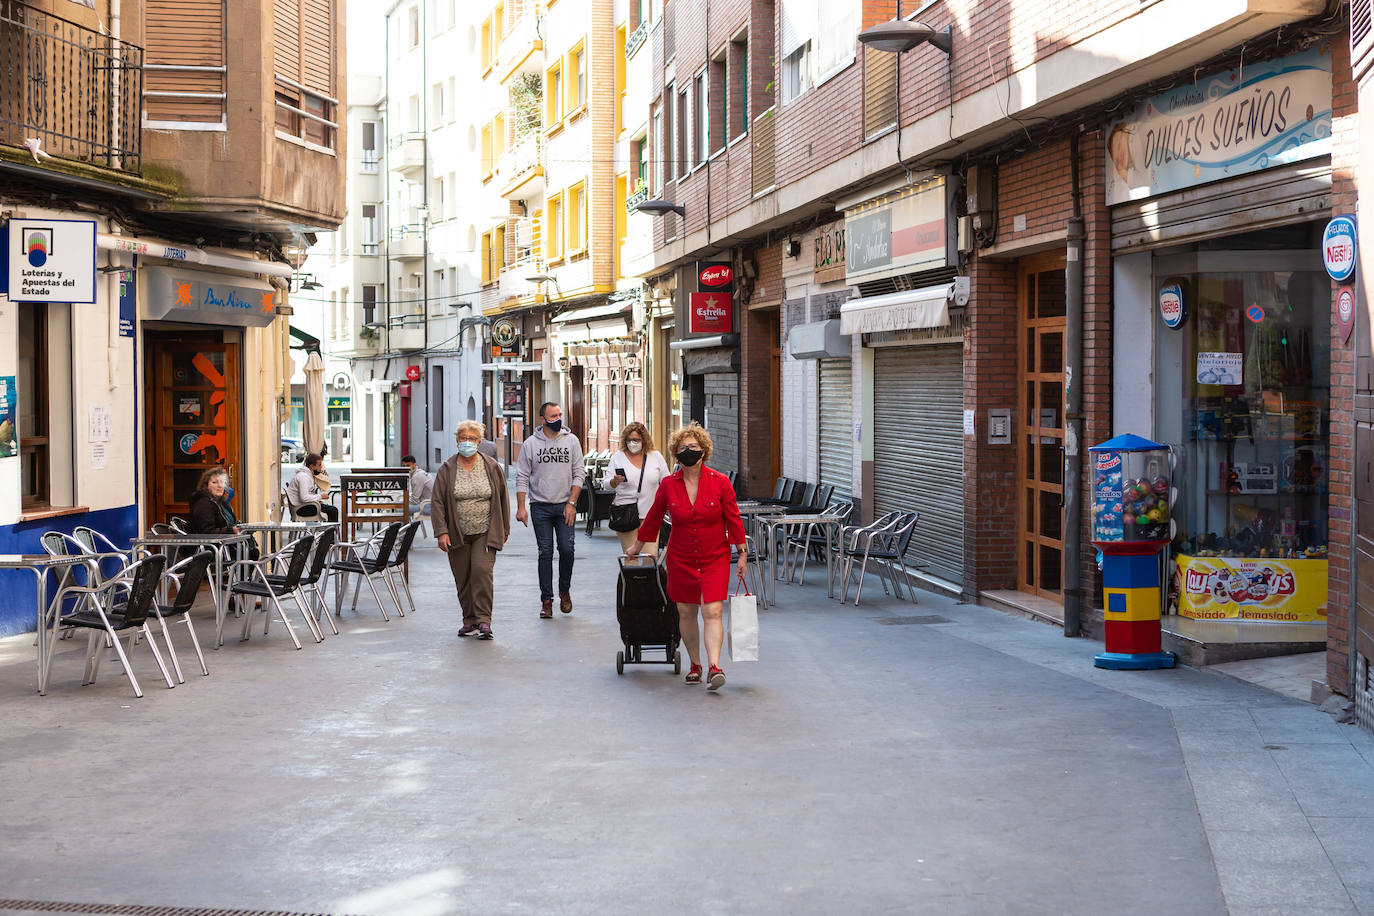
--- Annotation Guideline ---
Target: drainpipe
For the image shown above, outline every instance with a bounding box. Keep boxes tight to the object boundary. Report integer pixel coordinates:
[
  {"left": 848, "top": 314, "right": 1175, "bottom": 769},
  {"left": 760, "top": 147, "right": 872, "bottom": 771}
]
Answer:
[{"left": 1063, "top": 132, "right": 1085, "bottom": 638}]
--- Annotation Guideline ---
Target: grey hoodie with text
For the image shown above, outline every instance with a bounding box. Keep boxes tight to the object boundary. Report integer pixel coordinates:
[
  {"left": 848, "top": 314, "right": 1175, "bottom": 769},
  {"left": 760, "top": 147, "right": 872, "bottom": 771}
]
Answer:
[{"left": 515, "top": 426, "right": 586, "bottom": 503}]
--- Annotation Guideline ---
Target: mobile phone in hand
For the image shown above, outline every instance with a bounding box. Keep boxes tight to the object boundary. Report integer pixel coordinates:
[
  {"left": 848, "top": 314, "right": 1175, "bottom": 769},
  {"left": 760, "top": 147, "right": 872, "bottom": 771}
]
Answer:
[{"left": 614, "top": 466, "right": 626, "bottom": 478}]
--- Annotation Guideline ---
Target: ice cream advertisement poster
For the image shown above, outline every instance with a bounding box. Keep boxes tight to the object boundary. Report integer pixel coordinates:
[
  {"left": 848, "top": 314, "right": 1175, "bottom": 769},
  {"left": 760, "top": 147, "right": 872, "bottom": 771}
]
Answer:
[
  {"left": 1175, "top": 554, "right": 1327, "bottom": 622},
  {"left": 0, "top": 376, "right": 17, "bottom": 458}
]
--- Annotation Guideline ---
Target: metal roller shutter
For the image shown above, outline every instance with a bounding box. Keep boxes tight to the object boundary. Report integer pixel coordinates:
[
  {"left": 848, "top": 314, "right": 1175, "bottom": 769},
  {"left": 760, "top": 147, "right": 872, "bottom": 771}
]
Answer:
[
  {"left": 872, "top": 345, "right": 964, "bottom": 585},
  {"left": 818, "top": 359, "right": 852, "bottom": 496}
]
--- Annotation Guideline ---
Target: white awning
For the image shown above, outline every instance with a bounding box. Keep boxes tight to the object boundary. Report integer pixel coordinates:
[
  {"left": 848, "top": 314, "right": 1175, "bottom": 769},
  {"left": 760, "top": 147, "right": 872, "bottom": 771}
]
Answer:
[
  {"left": 480, "top": 361, "right": 543, "bottom": 372},
  {"left": 551, "top": 301, "right": 631, "bottom": 323},
  {"left": 839, "top": 283, "right": 951, "bottom": 336}
]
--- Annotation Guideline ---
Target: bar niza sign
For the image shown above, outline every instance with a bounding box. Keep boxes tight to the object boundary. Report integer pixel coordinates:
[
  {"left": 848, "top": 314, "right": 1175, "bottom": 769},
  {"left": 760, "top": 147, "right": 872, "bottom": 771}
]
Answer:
[{"left": 1105, "top": 46, "right": 1332, "bottom": 206}]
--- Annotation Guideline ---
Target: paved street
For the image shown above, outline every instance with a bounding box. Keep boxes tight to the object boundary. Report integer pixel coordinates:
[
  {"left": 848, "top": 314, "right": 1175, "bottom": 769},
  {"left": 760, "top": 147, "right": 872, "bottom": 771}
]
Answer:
[{"left": 1, "top": 522, "right": 1372, "bottom": 915}]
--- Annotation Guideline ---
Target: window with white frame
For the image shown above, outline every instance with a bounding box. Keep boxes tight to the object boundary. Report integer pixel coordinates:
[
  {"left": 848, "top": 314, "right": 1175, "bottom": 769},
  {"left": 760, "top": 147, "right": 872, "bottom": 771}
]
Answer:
[
  {"left": 694, "top": 70, "right": 708, "bottom": 163},
  {"left": 361, "top": 204, "right": 379, "bottom": 254},
  {"left": 361, "top": 121, "right": 379, "bottom": 171},
  {"left": 408, "top": 5, "right": 420, "bottom": 47},
  {"left": 780, "top": 0, "right": 857, "bottom": 104},
  {"left": 432, "top": 83, "right": 445, "bottom": 126},
  {"left": 433, "top": 176, "right": 445, "bottom": 220}
]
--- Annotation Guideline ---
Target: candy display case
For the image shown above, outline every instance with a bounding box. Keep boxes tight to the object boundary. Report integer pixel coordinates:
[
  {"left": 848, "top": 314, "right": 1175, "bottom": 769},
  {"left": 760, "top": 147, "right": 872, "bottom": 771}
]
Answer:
[{"left": 1090, "top": 434, "right": 1172, "bottom": 552}]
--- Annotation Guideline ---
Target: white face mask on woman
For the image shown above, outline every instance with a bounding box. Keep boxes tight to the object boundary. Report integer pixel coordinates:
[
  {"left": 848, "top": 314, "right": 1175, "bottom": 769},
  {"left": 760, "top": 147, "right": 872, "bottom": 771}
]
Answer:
[{"left": 627, "top": 440, "right": 643, "bottom": 454}]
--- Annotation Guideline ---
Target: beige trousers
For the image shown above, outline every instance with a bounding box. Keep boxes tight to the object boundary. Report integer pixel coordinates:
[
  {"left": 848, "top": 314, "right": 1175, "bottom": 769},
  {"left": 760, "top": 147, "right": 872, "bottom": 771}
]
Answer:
[{"left": 446, "top": 530, "right": 496, "bottom": 625}]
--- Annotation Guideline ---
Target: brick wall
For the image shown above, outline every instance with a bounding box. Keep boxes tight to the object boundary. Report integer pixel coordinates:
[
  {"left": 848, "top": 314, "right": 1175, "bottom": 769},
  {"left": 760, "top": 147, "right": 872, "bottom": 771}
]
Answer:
[
  {"left": 963, "top": 132, "right": 1111, "bottom": 603},
  {"left": 1328, "top": 31, "right": 1356, "bottom": 694},
  {"left": 704, "top": 372, "right": 740, "bottom": 473},
  {"left": 738, "top": 305, "right": 778, "bottom": 496}
]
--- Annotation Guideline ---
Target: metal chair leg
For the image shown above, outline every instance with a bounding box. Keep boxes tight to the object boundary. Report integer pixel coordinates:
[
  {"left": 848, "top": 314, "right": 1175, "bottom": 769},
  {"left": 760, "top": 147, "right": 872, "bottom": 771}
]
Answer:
[
  {"left": 853, "top": 555, "right": 871, "bottom": 606},
  {"left": 152, "top": 612, "right": 186, "bottom": 684},
  {"left": 180, "top": 615, "right": 210, "bottom": 675},
  {"left": 293, "top": 588, "right": 324, "bottom": 642},
  {"left": 140, "top": 622, "right": 177, "bottom": 689}
]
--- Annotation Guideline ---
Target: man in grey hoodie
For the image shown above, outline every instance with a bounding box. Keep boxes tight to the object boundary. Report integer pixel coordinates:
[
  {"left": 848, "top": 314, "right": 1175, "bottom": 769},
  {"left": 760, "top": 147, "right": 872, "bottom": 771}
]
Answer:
[{"left": 515, "top": 401, "right": 586, "bottom": 617}]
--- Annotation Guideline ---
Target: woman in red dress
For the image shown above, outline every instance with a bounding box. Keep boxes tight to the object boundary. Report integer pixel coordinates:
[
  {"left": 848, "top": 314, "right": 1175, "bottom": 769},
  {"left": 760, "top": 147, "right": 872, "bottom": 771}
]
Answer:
[{"left": 629, "top": 423, "right": 747, "bottom": 690}]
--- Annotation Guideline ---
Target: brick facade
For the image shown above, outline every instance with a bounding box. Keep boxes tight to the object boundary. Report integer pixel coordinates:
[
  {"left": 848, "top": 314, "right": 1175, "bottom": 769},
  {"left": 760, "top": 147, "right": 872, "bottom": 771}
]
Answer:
[{"left": 1328, "top": 32, "right": 1357, "bottom": 694}]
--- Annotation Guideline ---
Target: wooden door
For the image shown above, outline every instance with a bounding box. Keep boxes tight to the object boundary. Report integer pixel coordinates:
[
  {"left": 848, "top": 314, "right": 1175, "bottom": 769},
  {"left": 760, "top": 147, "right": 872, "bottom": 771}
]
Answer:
[
  {"left": 769, "top": 313, "right": 782, "bottom": 488},
  {"left": 1018, "top": 254, "right": 1067, "bottom": 599},
  {"left": 145, "top": 335, "right": 240, "bottom": 525}
]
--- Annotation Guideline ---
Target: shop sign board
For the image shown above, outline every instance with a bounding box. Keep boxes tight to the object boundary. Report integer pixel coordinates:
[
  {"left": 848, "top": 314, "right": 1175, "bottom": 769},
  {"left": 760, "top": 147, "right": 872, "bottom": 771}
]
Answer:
[
  {"left": 492, "top": 317, "right": 520, "bottom": 349},
  {"left": 117, "top": 268, "right": 136, "bottom": 336},
  {"left": 844, "top": 176, "right": 947, "bottom": 284},
  {"left": 689, "top": 291, "right": 732, "bottom": 333},
  {"left": 405, "top": 365, "right": 422, "bottom": 381},
  {"left": 813, "top": 221, "right": 846, "bottom": 283},
  {"left": 1338, "top": 286, "right": 1356, "bottom": 344},
  {"left": 1104, "top": 46, "right": 1332, "bottom": 206},
  {"left": 5, "top": 218, "right": 97, "bottom": 303},
  {"left": 1323, "top": 215, "right": 1357, "bottom": 282},
  {"left": 1158, "top": 280, "right": 1186, "bottom": 328},
  {"left": 696, "top": 261, "right": 734, "bottom": 291},
  {"left": 1175, "top": 554, "right": 1327, "bottom": 622}
]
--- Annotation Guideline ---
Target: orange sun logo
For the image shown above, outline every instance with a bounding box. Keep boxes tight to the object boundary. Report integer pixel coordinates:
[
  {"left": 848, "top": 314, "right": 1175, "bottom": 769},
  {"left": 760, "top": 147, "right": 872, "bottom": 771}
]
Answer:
[{"left": 175, "top": 282, "right": 193, "bottom": 307}]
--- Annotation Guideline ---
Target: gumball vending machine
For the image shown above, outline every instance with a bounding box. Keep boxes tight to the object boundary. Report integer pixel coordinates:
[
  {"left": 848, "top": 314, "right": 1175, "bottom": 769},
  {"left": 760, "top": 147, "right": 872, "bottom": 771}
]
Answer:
[{"left": 1090, "top": 434, "right": 1177, "bottom": 670}]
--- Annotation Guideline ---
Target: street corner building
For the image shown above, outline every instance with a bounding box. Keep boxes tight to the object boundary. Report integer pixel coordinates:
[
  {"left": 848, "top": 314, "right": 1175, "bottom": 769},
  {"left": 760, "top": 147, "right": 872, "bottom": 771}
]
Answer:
[{"left": 0, "top": 0, "right": 345, "bottom": 635}]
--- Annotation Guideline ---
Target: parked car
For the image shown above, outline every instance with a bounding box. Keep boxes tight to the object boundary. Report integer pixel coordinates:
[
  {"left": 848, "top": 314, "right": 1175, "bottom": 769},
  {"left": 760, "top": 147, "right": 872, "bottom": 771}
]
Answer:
[{"left": 281, "top": 436, "right": 306, "bottom": 463}]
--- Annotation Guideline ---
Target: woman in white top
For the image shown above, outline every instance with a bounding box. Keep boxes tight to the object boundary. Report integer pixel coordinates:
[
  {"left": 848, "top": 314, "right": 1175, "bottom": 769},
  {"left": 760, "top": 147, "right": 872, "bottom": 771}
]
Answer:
[{"left": 603, "top": 421, "right": 671, "bottom": 555}]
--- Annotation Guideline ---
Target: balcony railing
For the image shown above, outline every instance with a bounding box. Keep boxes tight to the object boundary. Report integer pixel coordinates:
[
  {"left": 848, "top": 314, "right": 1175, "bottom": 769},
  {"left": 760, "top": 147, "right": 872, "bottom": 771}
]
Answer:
[
  {"left": 0, "top": 0, "right": 144, "bottom": 174},
  {"left": 273, "top": 74, "right": 337, "bottom": 150},
  {"left": 498, "top": 216, "right": 542, "bottom": 301},
  {"left": 500, "top": 131, "right": 542, "bottom": 186}
]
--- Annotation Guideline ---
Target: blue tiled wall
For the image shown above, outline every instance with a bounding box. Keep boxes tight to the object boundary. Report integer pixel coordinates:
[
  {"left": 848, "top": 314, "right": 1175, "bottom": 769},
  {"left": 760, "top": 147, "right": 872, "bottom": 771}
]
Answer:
[{"left": 0, "top": 505, "right": 137, "bottom": 636}]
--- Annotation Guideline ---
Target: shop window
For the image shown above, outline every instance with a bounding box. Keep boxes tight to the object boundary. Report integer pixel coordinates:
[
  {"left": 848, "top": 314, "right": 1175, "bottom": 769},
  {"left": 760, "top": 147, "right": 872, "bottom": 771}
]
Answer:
[{"left": 1157, "top": 239, "right": 1330, "bottom": 622}]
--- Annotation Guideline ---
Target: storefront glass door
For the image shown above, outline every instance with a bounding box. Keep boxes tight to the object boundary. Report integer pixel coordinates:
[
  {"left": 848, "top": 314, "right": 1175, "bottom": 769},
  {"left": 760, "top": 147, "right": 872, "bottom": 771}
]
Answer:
[
  {"left": 145, "top": 334, "right": 240, "bottom": 525},
  {"left": 1019, "top": 255, "right": 1067, "bottom": 599}
]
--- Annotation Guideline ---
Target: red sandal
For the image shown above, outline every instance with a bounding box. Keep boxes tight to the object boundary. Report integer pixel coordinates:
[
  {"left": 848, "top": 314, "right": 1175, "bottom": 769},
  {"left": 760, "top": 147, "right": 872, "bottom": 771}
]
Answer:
[{"left": 684, "top": 664, "right": 703, "bottom": 684}]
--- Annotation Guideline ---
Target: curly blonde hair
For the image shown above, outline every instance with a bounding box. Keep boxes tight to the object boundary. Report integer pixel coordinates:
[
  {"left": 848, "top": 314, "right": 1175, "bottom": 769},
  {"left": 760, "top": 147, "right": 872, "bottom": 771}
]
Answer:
[
  {"left": 667, "top": 422, "right": 712, "bottom": 464},
  {"left": 619, "top": 421, "right": 655, "bottom": 454}
]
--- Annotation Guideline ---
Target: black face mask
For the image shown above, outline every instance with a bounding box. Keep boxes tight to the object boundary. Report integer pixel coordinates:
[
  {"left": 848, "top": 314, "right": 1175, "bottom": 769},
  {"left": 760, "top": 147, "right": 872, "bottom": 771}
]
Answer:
[{"left": 677, "top": 447, "right": 704, "bottom": 467}]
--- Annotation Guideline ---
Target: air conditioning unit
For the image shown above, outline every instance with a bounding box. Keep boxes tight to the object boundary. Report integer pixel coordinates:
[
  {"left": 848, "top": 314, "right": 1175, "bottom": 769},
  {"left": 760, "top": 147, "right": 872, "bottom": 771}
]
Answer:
[{"left": 1355, "top": 0, "right": 1374, "bottom": 81}]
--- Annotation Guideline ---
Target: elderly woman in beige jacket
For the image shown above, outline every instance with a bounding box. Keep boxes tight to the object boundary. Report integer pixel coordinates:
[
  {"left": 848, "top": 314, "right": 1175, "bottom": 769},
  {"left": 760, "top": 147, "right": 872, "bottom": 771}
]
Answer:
[{"left": 431, "top": 420, "right": 511, "bottom": 639}]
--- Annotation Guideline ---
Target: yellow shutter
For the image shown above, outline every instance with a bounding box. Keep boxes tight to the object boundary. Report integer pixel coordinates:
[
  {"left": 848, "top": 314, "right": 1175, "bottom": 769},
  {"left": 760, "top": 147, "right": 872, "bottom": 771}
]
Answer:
[{"left": 144, "top": 0, "right": 225, "bottom": 123}]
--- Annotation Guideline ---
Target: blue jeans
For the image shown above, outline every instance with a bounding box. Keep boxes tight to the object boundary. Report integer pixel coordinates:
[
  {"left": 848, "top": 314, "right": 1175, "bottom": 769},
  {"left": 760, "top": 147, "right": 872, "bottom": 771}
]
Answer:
[{"left": 531, "top": 501, "right": 575, "bottom": 601}]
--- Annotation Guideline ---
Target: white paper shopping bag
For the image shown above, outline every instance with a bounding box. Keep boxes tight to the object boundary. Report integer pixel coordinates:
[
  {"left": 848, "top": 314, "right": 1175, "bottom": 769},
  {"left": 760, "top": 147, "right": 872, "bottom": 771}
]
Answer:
[{"left": 728, "top": 576, "right": 759, "bottom": 662}]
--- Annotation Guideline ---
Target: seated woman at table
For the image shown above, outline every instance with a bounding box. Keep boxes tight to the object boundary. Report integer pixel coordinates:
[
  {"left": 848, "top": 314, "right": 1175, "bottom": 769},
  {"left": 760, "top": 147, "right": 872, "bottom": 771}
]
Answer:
[{"left": 188, "top": 467, "right": 259, "bottom": 559}]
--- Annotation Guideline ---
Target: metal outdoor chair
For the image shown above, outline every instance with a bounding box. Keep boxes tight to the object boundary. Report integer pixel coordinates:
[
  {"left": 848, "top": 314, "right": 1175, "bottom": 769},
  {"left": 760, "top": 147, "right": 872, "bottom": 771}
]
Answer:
[
  {"left": 835, "top": 512, "right": 902, "bottom": 603},
  {"left": 382, "top": 520, "right": 422, "bottom": 616},
  {"left": 782, "top": 499, "right": 854, "bottom": 585},
  {"left": 40, "top": 531, "right": 102, "bottom": 643},
  {"left": 228, "top": 534, "right": 323, "bottom": 649},
  {"left": 47, "top": 553, "right": 174, "bottom": 697},
  {"left": 168, "top": 517, "right": 188, "bottom": 534},
  {"left": 840, "top": 511, "right": 922, "bottom": 606},
  {"left": 328, "top": 521, "right": 404, "bottom": 620},
  {"left": 148, "top": 550, "right": 216, "bottom": 682},
  {"left": 73, "top": 526, "right": 138, "bottom": 581},
  {"left": 263, "top": 527, "right": 340, "bottom": 636}
]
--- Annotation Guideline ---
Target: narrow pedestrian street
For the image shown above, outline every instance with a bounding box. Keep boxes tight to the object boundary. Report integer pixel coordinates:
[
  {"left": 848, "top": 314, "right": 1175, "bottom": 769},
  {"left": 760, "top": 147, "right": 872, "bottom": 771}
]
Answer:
[{"left": 1, "top": 524, "right": 1371, "bottom": 915}]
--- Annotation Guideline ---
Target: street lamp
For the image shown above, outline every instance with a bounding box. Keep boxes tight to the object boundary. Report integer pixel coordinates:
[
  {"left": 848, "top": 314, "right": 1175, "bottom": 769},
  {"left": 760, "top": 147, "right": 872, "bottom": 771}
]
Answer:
[
  {"left": 635, "top": 200, "right": 686, "bottom": 217},
  {"left": 857, "top": 20, "right": 953, "bottom": 56}
]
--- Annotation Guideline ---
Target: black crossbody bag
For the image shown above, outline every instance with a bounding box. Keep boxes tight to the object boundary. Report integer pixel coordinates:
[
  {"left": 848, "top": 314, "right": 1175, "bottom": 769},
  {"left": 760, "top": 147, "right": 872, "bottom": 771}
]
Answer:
[{"left": 608, "top": 460, "right": 645, "bottom": 532}]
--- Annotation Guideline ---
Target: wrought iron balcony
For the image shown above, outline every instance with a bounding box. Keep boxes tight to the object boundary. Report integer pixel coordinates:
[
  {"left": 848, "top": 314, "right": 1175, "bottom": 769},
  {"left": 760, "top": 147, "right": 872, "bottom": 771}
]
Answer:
[{"left": 0, "top": 0, "right": 143, "bottom": 174}]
